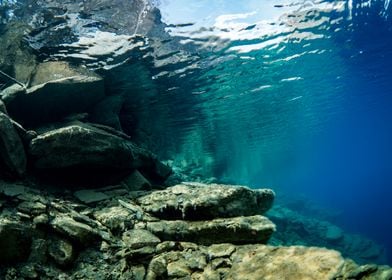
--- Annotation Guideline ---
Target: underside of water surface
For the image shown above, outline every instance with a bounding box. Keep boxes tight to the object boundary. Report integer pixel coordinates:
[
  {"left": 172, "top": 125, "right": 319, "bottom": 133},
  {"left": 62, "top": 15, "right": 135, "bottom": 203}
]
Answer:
[{"left": 1, "top": 0, "right": 392, "bottom": 268}]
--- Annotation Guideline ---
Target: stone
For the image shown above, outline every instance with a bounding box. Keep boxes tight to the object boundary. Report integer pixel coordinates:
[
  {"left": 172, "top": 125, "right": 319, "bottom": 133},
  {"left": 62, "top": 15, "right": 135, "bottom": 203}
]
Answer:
[
  {"left": 139, "top": 215, "right": 275, "bottom": 245},
  {"left": 89, "top": 94, "right": 125, "bottom": 131},
  {"left": 0, "top": 182, "right": 26, "bottom": 197},
  {"left": 0, "top": 99, "right": 7, "bottom": 114},
  {"left": 0, "top": 219, "right": 32, "bottom": 263},
  {"left": 94, "top": 206, "right": 135, "bottom": 233},
  {"left": 0, "top": 84, "right": 26, "bottom": 102},
  {"left": 207, "top": 244, "right": 236, "bottom": 259},
  {"left": 228, "top": 245, "right": 345, "bottom": 280},
  {"left": 17, "top": 201, "right": 47, "bottom": 215},
  {"left": 3, "top": 61, "right": 105, "bottom": 127},
  {"left": 74, "top": 189, "right": 110, "bottom": 204},
  {"left": 122, "top": 170, "right": 152, "bottom": 191},
  {"left": 50, "top": 215, "right": 100, "bottom": 245},
  {"left": 122, "top": 229, "right": 161, "bottom": 249},
  {"left": 137, "top": 182, "right": 275, "bottom": 220},
  {"left": 48, "top": 237, "right": 75, "bottom": 267},
  {"left": 0, "top": 112, "right": 27, "bottom": 176},
  {"left": 28, "top": 123, "right": 154, "bottom": 170}
]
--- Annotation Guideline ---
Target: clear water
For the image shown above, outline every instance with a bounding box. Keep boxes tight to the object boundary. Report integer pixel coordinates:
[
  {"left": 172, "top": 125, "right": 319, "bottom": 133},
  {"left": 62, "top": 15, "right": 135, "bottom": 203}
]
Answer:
[{"left": 2, "top": 0, "right": 392, "bottom": 264}]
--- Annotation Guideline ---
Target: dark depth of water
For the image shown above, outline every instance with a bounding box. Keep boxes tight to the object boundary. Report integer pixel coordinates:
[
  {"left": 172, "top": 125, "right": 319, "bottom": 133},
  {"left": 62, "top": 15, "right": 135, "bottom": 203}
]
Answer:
[{"left": 2, "top": 0, "right": 392, "bottom": 264}]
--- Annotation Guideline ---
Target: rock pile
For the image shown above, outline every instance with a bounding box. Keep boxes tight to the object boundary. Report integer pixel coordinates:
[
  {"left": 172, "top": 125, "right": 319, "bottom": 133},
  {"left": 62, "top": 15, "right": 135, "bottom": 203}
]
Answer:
[
  {"left": 0, "top": 180, "right": 391, "bottom": 279},
  {"left": 0, "top": 60, "right": 171, "bottom": 186}
]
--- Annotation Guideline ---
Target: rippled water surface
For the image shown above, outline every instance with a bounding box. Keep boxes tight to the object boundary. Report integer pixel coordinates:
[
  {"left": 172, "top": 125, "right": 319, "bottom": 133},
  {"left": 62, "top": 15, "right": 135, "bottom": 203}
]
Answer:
[{"left": 2, "top": 0, "right": 392, "bottom": 263}]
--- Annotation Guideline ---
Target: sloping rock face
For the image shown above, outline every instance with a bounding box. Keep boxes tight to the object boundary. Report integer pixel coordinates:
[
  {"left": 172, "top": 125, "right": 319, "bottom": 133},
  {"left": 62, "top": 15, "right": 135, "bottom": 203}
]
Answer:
[
  {"left": 2, "top": 61, "right": 104, "bottom": 127},
  {"left": 137, "top": 182, "right": 275, "bottom": 220},
  {"left": 0, "top": 112, "right": 27, "bottom": 176}
]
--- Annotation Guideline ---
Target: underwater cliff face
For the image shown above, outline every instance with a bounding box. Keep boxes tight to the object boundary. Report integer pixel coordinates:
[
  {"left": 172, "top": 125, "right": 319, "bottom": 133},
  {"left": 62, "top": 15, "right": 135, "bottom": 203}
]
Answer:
[{"left": 1, "top": 0, "right": 392, "bottom": 266}]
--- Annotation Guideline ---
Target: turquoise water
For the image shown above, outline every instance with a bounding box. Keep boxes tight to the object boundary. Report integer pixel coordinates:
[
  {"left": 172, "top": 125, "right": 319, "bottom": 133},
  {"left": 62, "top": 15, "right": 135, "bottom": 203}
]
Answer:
[{"left": 2, "top": 0, "right": 392, "bottom": 264}]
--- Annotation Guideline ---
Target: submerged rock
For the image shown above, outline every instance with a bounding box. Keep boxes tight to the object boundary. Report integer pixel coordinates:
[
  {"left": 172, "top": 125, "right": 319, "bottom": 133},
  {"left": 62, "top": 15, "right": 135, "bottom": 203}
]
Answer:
[
  {"left": 228, "top": 245, "right": 345, "bottom": 280},
  {"left": 138, "top": 215, "right": 275, "bottom": 245},
  {"left": 29, "top": 123, "right": 145, "bottom": 170},
  {"left": 0, "top": 112, "right": 27, "bottom": 176},
  {"left": 3, "top": 61, "right": 104, "bottom": 127},
  {"left": 137, "top": 182, "right": 274, "bottom": 220},
  {"left": 50, "top": 215, "right": 100, "bottom": 245}
]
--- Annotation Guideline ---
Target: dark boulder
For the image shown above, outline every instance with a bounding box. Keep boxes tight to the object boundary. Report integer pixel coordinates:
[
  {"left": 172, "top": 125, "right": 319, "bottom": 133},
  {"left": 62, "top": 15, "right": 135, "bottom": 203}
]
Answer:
[
  {"left": 2, "top": 61, "right": 105, "bottom": 127},
  {"left": 0, "top": 112, "right": 27, "bottom": 177},
  {"left": 0, "top": 220, "right": 32, "bottom": 264}
]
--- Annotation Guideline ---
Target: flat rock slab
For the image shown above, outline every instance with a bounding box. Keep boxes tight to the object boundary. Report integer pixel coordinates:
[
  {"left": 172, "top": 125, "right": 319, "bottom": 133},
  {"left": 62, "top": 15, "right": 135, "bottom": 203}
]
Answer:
[
  {"left": 138, "top": 215, "right": 275, "bottom": 245},
  {"left": 29, "top": 123, "right": 146, "bottom": 170},
  {"left": 74, "top": 189, "right": 110, "bottom": 204},
  {"left": 50, "top": 215, "right": 100, "bottom": 245},
  {"left": 137, "top": 182, "right": 274, "bottom": 220}
]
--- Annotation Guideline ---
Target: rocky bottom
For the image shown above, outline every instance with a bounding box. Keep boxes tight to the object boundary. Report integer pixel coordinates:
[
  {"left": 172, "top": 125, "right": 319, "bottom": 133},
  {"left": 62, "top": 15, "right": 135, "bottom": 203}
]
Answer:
[{"left": 0, "top": 180, "right": 391, "bottom": 280}]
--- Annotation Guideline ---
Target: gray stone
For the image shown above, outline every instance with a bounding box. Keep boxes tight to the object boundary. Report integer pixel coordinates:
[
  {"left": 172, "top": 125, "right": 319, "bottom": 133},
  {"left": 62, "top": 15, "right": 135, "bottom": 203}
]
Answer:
[
  {"left": 0, "top": 182, "right": 26, "bottom": 197},
  {"left": 122, "top": 229, "right": 161, "bottom": 249},
  {"left": 50, "top": 215, "right": 100, "bottom": 244},
  {"left": 48, "top": 237, "right": 75, "bottom": 267},
  {"left": 207, "top": 244, "right": 236, "bottom": 259},
  {"left": 122, "top": 170, "right": 151, "bottom": 191},
  {"left": 3, "top": 61, "right": 105, "bottom": 127},
  {"left": 139, "top": 215, "right": 275, "bottom": 245},
  {"left": 74, "top": 189, "right": 110, "bottom": 204},
  {"left": 94, "top": 206, "right": 135, "bottom": 232},
  {"left": 0, "top": 112, "right": 27, "bottom": 176},
  {"left": 137, "top": 182, "right": 274, "bottom": 220},
  {"left": 29, "top": 123, "right": 153, "bottom": 170},
  {"left": 17, "top": 201, "right": 47, "bottom": 215},
  {"left": 0, "top": 219, "right": 32, "bottom": 263}
]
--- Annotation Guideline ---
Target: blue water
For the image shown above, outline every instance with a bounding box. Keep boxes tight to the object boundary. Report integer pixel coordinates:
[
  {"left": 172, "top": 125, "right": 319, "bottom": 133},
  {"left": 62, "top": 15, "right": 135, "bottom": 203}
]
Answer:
[{"left": 2, "top": 0, "right": 392, "bottom": 264}]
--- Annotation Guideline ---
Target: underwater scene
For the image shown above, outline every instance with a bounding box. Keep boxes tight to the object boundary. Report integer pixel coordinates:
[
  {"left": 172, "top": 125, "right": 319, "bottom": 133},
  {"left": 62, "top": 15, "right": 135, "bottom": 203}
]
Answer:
[{"left": 1, "top": 0, "right": 392, "bottom": 279}]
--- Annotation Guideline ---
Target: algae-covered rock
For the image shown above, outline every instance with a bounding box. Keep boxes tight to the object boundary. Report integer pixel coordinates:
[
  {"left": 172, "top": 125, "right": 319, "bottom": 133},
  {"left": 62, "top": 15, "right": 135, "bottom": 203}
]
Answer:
[
  {"left": 137, "top": 182, "right": 275, "bottom": 220},
  {"left": 50, "top": 215, "right": 100, "bottom": 245},
  {"left": 138, "top": 215, "right": 275, "bottom": 245},
  {"left": 48, "top": 237, "right": 75, "bottom": 267},
  {"left": 0, "top": 112, "right": 27, "bottom": 176},
  {"left": 228, "top": 245, "right": 345, "bottom": 280},
  {"left": 122, "top": 229, "right": 161, "bottom": 249}
]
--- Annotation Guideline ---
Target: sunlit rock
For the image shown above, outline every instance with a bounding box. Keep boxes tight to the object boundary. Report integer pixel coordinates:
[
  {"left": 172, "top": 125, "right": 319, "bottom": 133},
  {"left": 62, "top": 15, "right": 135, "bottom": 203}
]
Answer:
[
  {"left": 137, "top": 182, "right": 274, "bottom": 220},
  {"left": 137, "top": 215, "right": 275, "bottom": 245}
]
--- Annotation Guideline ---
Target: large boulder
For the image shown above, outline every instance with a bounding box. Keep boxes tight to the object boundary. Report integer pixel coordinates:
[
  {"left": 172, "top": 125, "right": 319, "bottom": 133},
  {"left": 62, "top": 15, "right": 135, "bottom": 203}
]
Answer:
[
  {"left": 2, "top": 61, "right": 104, "bottom": 127},
  {"left": 0, "top": 112, "right": 27, "bottom": 176},
  {"left": 137, "top": 182, "right": 275, "bottom": 220},
  {"left": 29, "top": 123, "right": 153, "bottom": 170},
  {"left": 137, "top": 215, "right": 275, "bottom": 245}
]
